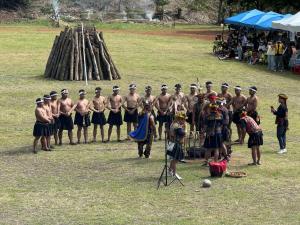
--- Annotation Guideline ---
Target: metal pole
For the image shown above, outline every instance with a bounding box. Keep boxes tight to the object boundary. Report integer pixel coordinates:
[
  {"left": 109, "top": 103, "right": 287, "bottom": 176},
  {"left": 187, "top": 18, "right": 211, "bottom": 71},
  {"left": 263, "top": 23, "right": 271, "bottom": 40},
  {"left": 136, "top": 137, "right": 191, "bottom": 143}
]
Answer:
[{"left": 81, "top": 23, "right": 88, "bottom": 86}]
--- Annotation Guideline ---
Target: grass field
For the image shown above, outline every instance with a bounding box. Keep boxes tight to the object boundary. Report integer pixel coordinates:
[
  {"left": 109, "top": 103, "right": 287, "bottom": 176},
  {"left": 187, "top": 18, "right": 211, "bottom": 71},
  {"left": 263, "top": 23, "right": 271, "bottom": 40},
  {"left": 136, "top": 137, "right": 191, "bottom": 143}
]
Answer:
[{"left": 0, "top": 21, "right": 299, "bottom": 225}]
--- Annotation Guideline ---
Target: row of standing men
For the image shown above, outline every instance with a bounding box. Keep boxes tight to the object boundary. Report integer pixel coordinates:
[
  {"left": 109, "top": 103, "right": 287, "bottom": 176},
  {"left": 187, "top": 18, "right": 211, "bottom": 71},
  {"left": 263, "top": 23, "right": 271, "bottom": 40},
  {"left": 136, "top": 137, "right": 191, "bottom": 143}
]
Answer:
[{"left": 33, "top": 81, "right": 260, "bottom": 155}]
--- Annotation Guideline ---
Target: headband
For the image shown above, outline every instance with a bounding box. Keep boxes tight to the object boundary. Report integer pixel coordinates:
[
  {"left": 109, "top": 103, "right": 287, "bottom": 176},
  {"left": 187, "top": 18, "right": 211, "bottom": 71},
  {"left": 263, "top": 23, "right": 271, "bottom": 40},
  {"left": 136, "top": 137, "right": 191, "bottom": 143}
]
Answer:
[
  {"left": 61, "top": 90, "right": 68, "bottom": 94},
  {"left": 43, "top": 97, "right": 51, "bottom": 100},
  {"left": 36, "top": 99, "right": 44, "bottom": 104},
  {"left": 161, "top": 85, "right": 168, "bottom": 90},
  {"left": 235, "top": 86, "right": 242, "bottom": 91},
  {"left": 221, "top": 84, "right": 229, "bottom": 88},
  {"left": 79, "top": 91, "right": 86, "bottom": 96},
  {"left": 190, "top": 84, "right": 198, "bottom": 89},
  {"left": 50, "top": 93, "right": 58, "bottom": 97},
  {"left": 249, "top": 87, "right": 257, "bottom": 92},
  {"left": 113, "top": 87, "right": 120, "bottom": 91}
]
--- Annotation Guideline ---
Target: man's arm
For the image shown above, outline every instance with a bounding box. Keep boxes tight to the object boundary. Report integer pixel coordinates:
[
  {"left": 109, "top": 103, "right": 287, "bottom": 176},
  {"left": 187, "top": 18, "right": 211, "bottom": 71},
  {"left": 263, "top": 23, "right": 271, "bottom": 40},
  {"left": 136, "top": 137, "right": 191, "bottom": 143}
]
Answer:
[
  {"left": 68, "top": 102, "right": 78, "bottom": 115},
  {"left": 121, "top": 96, "right": 128, "bottom": 111}
]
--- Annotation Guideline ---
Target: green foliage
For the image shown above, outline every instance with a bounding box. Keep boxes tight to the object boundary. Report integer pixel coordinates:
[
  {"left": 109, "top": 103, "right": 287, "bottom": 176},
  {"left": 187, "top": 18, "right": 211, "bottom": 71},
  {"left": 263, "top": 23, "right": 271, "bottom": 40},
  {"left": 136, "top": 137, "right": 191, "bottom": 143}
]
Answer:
[
  {"left": 227, "top": 0, "right": 300, "bottom": 12},
  {"left": 0, "top": 0, "right": 31, "bottom": 9},
  {"left": 154, "top": 0, "right": 169, "bottom": 7}
]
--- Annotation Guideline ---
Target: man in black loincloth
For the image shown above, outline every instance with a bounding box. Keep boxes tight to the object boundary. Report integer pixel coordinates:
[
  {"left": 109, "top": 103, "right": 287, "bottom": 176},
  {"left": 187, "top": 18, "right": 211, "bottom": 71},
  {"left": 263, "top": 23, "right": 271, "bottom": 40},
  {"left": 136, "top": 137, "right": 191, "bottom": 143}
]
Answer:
[
  {"left": 123, "top": 84, "right": 140, "bottom": 140},
  {"left": 58, "top": 89, "right": 76, "bottom": 145},
  {"left": 90, "top": 87, "right": 107, "bottom": 143},
  {"left": 50, "top": 91, "right": 60, "bottom": 145},
  {"left": 155, "top": 84, "right": 171, "bottom": 140},
  {"left": 33, "top": 98, "right": 51, "bottom": 154},
  {"left": 107, "top": 85, "right": 123, "bottom": 142},
  {"left": 70, "top": 89, "right": 91, "bottom": 144},
  {"left": 246, "top": 86, "right": 260, "bottom": 125}
]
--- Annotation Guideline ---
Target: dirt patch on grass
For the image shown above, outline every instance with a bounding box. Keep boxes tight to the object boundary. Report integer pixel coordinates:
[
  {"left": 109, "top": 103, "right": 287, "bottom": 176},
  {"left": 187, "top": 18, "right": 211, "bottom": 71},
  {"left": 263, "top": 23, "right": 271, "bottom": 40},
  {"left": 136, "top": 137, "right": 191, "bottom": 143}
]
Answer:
[{"left": 103, "top": 29, "right": 223, "bottom": 41}]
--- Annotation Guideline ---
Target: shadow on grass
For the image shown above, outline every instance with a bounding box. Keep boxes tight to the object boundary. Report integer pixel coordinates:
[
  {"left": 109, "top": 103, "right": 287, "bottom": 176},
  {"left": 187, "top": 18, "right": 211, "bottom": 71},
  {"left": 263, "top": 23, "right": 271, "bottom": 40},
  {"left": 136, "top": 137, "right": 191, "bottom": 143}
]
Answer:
[
  {"left": 134, "top": 176, "right": 158, "bottom": 183},
  {"left": 0, "top": 145, "right": 33, "bottom": 156}
]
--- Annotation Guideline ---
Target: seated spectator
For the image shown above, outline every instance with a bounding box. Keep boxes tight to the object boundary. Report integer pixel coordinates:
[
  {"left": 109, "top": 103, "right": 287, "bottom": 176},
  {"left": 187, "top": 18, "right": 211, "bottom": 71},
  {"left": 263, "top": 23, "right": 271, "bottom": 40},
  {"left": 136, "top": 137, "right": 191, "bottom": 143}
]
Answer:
[
  {"left": 258, "top": 50, "right": 267, "bottom": 64},
  {"left": 248, "top": 51, "right": 259, "bottom": 65}
]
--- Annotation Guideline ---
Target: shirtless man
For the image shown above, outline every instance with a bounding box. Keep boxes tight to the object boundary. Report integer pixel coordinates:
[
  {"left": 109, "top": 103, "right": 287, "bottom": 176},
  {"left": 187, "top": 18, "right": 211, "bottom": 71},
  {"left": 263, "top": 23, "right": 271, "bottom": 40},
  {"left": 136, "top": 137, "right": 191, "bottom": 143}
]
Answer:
[
  {"left": 90, "top": 87, "right": 107, "bottom": 143},
  {"left": 230, "top": 86, "right": 247, "bottom": 144},
  {"left": 218, "top": 83, "right": 233, "bottom": 136},
  {"left": 205, "top": 81, "right": 217, "bottom": 100},
  {"left": 155, "top": 84, "right": 171, "bottom": 140},
  {"left": 43, "top": 94, "right": 54, "bottom": 150},
  {"left": 246, "top": 86, "right": 260, "bottom": 125},
  {"left": 185, "top": 83, "right": 198, "bottom": 134},
  {"left": 58, "top": 89, "right": 76, "bottom": 145},
  {"left": 168, "top": 83, "right": 186, "bottom": 113},
  {"left": 140, "top": 86, "right": 157, "bottom": 140},
  {"left": 50, "top": 91, "right": 60, "bottom": 145},
  {"left": 33, "top": 98, "right": 51, "bottom": 154},
  {"left": 107, "top": 85, "right": 123, "bottom": 142},
  {"left": 123, "top": 84, "right": 140, "bottom": 140},
  {"left": 70, "top": 89, "right": 91, "bottom": 144}
]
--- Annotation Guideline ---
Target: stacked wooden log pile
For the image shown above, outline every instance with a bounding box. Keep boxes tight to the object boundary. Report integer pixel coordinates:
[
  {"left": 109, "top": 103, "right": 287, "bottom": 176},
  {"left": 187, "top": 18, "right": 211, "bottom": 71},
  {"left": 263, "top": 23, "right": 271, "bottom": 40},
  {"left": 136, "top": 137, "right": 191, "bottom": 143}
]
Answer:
[{"left": 44, "top": 26, "right": 121, "bottom": 81}]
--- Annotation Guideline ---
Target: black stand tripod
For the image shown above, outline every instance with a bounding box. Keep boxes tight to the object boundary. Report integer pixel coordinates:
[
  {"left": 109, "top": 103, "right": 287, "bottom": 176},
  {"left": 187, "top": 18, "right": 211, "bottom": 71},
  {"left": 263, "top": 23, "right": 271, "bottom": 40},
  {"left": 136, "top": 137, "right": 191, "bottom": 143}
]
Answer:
[{"left": 157, "top": 132, "right": 184, "bottom": 189}]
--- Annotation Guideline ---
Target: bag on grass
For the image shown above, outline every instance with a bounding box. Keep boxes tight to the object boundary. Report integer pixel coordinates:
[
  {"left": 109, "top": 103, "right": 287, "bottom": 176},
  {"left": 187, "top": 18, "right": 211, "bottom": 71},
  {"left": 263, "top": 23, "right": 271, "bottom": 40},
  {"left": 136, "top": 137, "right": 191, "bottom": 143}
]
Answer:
[{"left": 209, "top": 160, "right": 227, "bottom": 177}]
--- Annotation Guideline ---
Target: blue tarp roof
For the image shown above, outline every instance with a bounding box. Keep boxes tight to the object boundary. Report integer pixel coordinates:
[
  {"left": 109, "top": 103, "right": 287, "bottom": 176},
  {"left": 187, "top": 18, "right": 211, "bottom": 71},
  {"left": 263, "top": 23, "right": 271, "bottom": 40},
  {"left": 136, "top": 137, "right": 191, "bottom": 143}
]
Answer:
[
  {"left": 224, "top": 10, "right": 294, "bottom": 31},
  {"left": 238, "top": 10, "right": 265, "bottom": 27},
  {"left": 224, "top": 9, "right": 264, "bottom": 25},
  {"left": 255, "top": 13, "right": 292, "bottom": 30}
]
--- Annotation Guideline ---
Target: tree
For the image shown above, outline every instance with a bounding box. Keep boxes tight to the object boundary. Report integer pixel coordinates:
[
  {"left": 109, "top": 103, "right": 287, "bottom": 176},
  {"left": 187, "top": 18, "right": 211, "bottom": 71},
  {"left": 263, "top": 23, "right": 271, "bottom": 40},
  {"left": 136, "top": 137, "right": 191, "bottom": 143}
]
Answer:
[
  {"left": 154, "top": 0, "right": 169, "bottom": 19},
  {"left": 0, "top": 0, "right": 31, "bottom": 9}
]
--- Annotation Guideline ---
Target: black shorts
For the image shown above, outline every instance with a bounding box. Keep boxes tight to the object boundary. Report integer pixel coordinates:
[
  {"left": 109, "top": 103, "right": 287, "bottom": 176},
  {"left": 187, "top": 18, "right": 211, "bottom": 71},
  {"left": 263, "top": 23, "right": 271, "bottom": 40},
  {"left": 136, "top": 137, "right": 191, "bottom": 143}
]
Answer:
[
  {"left": 248, "top": 131, "right": 263, "bottom": 148},
  {"left": 222, "top": 127, "right": 230, "bottom": 142},
  {"left": 156, "top": 111, "right": 169, "bottom": 124},
  {"left": 52, "top": 117, "right": 61, "bottom": 132},
  {"left": 107, "top": 110, "right": 123, "bottom": 126},
  {"left": 228, "top": 111, "right": 233, "bottom": 125},
  {"left": 59, "top": 114, "right": 74, "bottom": 130},
  {"left": 186, "top": 112, "right": 193, "bottom": 124},
  {"left": 33, "top": 122, "right": 51, "bottom": 137},
  {"left": 91, "top": 112, "right": 106, "bottom": 126},
  {"left": 124, "top": 108, "right": 138, "bottom": 123},
  {"left": 204, "top": 133, "right": 223, "bottom": 149},
  {"left": 74, "top": 112, "right": 91, "bottom": 127},
  {"left": 232, "top": 111, "right": 241, "bottom": 124}
]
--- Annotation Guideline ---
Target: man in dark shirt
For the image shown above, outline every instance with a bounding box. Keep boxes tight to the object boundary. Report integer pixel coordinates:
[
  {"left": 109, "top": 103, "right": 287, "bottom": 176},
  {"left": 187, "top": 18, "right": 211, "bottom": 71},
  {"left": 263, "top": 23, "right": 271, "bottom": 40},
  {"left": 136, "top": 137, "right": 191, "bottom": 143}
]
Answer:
[{"left": 271, "top": 94, "right": 288, "bottom": 154}]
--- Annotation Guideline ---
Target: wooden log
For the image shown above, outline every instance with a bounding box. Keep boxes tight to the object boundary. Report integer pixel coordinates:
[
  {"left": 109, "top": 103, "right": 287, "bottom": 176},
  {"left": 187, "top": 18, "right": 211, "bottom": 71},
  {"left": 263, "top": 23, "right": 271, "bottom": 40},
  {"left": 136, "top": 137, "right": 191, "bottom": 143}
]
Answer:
[
  {"left": 55, "top": 29, "right": 72, "bottom": 80},
  {"left": 44, "top": 35, "right": 59, "bottom": 78},
  {"left": 58, "top": 37, "right": 72, "bottom": 80},
  {"left": 78, "top": 31, "right": 83, "bottom": 80},
  {"left": 86, "top": 33, "right": 100, "bottom": 80},
  {"left": 94, "top": 47, "right": 104, "bottom": 80},
  {"left": 85, "top": 48, "right": 93, "bottom": 80},
  {"left": 69, "top": 30, "right": 75, "bottom": 81},
  {"left": 99, "top": 32, "right": 121, "bottom": 79},
  {"left": 74, "top": 31, "right": 79, "bottom": 81},
  {"left": 99, "top": 42, "right": 112, "bottom": 81},
  {"left": 48, "top": 31, "right": 64, "bottom": 78},
  {"left": 96, "top": 34, "right": 112, "bottom": 81},
  {"left": 54, "top": 28, "right": 70, "bottom": 79}
]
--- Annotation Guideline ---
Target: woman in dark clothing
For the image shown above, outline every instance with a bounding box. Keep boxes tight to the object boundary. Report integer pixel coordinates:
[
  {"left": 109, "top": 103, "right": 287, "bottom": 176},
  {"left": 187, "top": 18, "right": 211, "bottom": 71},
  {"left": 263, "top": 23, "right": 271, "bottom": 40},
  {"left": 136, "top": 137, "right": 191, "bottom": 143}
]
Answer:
[{"left": 271, "top": 94, "right": 288, "bottom": 154}]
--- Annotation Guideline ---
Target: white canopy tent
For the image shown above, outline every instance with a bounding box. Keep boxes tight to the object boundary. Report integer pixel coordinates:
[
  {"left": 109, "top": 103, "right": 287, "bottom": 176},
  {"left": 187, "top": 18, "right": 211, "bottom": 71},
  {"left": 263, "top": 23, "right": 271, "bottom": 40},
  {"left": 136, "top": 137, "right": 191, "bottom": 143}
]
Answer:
[{"left": 272, "top": 11, "right": 300, "bottom": 32}]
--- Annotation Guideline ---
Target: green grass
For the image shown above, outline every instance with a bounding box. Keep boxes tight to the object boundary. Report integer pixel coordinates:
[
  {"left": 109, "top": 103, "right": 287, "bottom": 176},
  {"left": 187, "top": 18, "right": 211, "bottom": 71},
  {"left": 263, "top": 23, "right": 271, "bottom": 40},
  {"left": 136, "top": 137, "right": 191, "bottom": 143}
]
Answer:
[{"left": 0, "top": 22, "right": 299, "bottom": 225}]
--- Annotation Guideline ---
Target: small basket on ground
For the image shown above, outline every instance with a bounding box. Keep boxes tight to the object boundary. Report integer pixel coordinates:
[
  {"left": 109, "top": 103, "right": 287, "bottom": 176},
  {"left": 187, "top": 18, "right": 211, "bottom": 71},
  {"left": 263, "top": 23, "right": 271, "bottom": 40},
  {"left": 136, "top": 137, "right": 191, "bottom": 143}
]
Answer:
[{"left": 225, "top": 171, "right": 247, "bottom": 178}]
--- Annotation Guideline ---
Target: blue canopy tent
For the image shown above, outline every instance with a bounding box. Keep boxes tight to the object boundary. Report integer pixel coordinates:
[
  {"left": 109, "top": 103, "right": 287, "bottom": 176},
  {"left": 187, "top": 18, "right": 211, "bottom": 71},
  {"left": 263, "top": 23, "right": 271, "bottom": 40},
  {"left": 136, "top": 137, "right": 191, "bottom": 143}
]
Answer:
[
  {"left": 254, "top": 13, "right": 292, "bottom": 30},
  {"left": 238, "top": 10, "right": 265, "bottom": 27},
  {"left": 224, "top": 10, "right": 253, "bottom": 25},
  {"left": 224, "top": 9, "right": 265, "bottom": 26}
]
